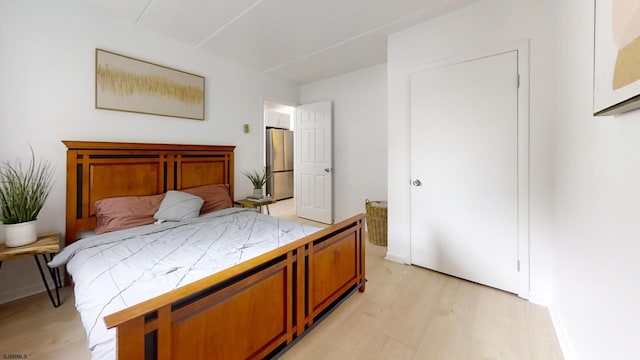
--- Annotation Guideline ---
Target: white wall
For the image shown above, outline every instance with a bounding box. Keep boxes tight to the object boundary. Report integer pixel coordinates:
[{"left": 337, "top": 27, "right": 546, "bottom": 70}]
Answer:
[
  {"left": 0, "top": 0, "right": 299, "bottom": 303},
  {"left": 300, "top": 64, "right": 387, "bottom": 222},
  {"left": 553, "top": 0, "right": 640, "bottom": 358},
  {"left": 387, "top": 0, "right": 556, "bottom": 303}
]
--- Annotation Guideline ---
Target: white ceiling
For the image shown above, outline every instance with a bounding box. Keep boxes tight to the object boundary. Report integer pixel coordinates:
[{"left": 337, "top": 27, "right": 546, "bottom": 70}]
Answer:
[{"left": 88, "top": 0, "right": 478, "bottom": 84}]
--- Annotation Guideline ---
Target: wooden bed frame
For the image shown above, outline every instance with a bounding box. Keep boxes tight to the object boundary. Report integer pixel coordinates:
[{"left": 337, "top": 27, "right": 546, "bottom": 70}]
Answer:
[{"left": 63, "top": 140, "right": 366, "bottom": 359}]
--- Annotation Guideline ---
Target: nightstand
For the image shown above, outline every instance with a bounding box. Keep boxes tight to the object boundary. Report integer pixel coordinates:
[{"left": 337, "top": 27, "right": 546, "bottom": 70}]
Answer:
[
  {"left": 0, "top": 233, "right": 62, "bottom": 307},
  {"left": 235, "top": 198, "right": 277, "bottom": 215}
]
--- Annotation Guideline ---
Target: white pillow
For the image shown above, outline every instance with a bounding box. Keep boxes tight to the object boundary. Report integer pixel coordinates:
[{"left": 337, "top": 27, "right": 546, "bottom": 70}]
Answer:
[{"left": 154, "top": 191, "right": 204, "bottom": 222}]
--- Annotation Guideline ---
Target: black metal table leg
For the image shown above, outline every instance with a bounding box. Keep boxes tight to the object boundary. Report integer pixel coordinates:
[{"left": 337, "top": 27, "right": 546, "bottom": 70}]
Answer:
[{"left": 33, "top": 254, "right": 61, "bottom": 307}]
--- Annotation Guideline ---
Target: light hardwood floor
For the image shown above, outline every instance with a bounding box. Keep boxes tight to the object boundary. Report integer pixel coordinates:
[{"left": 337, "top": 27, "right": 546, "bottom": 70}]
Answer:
[{"left": 0, "top": 199, "right": 563, "bottom": 359}]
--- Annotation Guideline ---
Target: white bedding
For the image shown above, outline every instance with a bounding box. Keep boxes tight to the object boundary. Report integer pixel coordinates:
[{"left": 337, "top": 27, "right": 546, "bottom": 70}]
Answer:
[{"left": 49, "top": 207, "right": 319, "bottom": 360}]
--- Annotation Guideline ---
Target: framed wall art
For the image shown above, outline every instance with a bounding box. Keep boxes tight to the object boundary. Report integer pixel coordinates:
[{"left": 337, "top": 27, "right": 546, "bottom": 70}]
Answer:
[
  {"left": 593, "top": 0, "right": 640, "bottom": 116},
  {"left": 95, "top": 49, "right": 205, "bottom": 120}
]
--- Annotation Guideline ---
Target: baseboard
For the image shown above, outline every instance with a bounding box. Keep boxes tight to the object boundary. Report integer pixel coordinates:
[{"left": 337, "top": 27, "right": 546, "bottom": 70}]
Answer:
[
  {"left": 0, "top": 280, "right": 50, "bottom": 304},
  {"left": 384, "top": 251, "right": 409, "bottom": 264},
  {"left": 528, "top": 292, "right": 551, "bottom": 307},
  {"left": 548, "top": 304, "right": 576, "bottom": 360}
]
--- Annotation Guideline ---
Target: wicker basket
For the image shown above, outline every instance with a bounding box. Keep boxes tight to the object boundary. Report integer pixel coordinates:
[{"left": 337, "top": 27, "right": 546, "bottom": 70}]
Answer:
[{"left": 365, "top": 199, "right": 388, "bottom": 246}]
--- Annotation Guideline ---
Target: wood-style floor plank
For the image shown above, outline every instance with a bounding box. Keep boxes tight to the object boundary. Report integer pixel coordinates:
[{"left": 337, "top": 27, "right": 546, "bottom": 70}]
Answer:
[
  {"left": 0, "top": 286, "right": 90, "bottom": 359},
  {"left": 280, "top": 245, "right": 564, "bottom": 360}
]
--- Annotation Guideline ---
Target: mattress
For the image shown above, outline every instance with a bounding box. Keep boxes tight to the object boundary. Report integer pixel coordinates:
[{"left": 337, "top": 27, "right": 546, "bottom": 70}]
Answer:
[{"left": 49, "top": 207, "right": 319, "bottom": 360}]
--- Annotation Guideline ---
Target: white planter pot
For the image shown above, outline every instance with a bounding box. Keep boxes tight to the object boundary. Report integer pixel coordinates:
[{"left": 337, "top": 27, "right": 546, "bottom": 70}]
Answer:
[
  {"left": 253, "top": 188, "right": 263, "bottom": 198},
  {"left": 4, "top": 220, "right": 37, "bottom": 247}
]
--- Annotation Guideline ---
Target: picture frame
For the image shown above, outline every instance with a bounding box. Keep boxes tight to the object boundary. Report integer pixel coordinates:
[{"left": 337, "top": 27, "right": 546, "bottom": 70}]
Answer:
[
  {"left": 593, "top": 0, "right": 640, "bottom": 116},
  {"left": 95, "top": 49, "right": 205, "bottom": 120}
]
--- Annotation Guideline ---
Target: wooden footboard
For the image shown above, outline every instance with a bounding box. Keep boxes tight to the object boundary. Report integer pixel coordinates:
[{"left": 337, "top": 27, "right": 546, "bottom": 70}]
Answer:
[{"left": 103, "top": 214, "right": 366, "bottom": 360}]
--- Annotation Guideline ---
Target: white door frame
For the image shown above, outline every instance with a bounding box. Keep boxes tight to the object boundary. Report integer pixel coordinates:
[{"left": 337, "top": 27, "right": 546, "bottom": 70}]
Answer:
[{"left": 409, "top": 40, "right": 530, "bottom": 299}]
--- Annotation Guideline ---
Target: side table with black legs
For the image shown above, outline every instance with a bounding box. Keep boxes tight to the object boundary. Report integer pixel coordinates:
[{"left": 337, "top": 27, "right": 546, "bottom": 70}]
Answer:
[
  {"left": 0, "top": 233, "right": 63, "bottom": 307},
  {"left": 234, "top": 198, "right": 277, "bottom": 215}
]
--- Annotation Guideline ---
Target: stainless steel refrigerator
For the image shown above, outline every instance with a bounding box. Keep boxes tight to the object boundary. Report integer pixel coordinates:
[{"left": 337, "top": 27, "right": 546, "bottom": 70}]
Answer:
[{"left": 266, "top": 128, "right": 294, "bottom": 200}]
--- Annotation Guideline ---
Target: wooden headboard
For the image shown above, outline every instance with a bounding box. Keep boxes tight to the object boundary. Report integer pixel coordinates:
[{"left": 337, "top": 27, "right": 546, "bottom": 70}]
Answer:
[{"left": 63, "top": 141, "right": 235, "bottom": 245}]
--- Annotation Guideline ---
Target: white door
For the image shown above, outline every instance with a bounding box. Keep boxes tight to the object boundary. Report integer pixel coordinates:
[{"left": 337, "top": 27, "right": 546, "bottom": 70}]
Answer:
[
  {"left": 410, "top": 51, "right": 520, "bottom": 293},
  {"left": 295, "top": 101, "right": 333, "bottom": 224}
]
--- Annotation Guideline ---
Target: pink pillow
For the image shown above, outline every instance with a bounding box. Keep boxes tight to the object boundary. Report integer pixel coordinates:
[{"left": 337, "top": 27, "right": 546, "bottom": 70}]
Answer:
[
  {"left": 182, "top": 184, "right": 232, "bottom": 215},
  {"left": 94, "top": 193, "right": 165, "bottom": 234}
]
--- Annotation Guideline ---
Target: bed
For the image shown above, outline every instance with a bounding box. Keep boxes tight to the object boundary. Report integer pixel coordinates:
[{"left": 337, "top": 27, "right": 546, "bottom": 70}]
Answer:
[{"left": 56, "top": 141, "right": 366, "bottom": 359}]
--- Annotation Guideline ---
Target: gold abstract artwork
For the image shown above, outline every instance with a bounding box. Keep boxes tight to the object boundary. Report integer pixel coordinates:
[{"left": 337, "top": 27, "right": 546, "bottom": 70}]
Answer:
[
  {"left": 95, "top": 49, "right": 205, "bottom": 120},
  {"left": 97, "top": 64, "right": 204, "bottom": 105}
]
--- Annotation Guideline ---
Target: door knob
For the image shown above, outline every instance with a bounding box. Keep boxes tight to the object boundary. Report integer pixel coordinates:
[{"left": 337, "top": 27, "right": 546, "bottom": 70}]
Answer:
[
  {"left": 324, "top": 168, "right": 331, "bottom": 173},
  {"left": 412, "top": 179, "right": 422, "bottom": 186}
]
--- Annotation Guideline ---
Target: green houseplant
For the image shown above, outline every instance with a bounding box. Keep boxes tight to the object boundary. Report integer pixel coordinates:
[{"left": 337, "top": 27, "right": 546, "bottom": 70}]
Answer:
[
  {"left": 0, "top": 147, "right": 55, "bottom": 247},
  {"left": 242, "top": 169, "right": 269, "bottom": 198}
]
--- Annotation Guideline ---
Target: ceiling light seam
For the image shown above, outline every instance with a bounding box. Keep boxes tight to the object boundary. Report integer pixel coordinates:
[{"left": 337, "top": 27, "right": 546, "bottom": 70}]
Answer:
[
  {"left": 195, "top": 0, "right": 266, "bottom": 49},
  {"left": 262, "top": 1, "right": 452, "bottom": 74},
  {"left": 286, "top": 0, "right": 373, "bottom": 43},
  {"left": 135, "top": 0, "right": 155, "bottom": 25}
]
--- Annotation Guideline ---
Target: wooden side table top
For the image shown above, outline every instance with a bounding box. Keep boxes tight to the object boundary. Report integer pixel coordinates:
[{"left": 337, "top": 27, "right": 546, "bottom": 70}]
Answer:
[
  {"left": 235, "top": 198, "right": 276, "bottom": 208},
  {"left": 0, "top": 233, "right": 61, "bottom": 261}
]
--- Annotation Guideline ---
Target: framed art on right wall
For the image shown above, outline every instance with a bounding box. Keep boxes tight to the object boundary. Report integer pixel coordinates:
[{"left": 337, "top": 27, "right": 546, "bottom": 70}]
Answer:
[{"left": 593, "top": 0, "right": 640, "bottom": 116}]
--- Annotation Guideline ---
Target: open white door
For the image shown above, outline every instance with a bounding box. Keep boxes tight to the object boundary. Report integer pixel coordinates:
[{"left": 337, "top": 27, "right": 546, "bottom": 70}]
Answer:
[{"left": 295, "top": 101, "right": 333, "bottom": 224}]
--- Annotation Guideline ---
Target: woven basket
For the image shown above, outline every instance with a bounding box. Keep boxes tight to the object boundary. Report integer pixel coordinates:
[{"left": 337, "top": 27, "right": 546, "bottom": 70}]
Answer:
[{"left": 365, "top": 199, "right": 388, "bottom": 246}]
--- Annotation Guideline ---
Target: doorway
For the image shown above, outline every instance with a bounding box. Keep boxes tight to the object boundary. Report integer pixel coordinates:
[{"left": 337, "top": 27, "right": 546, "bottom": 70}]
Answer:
[
  {"left": 409, "top": 45, "right": 530, "bottom": 297},
  {"left": 263, "top": 100, "right": 295, "bottom": 202},
  {"left": 263, "top": 100, "right": 334, "bottom": 225}
]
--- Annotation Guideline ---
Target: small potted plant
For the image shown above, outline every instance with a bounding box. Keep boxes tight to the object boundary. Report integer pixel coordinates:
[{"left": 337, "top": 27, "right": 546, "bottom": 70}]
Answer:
[
  {"left": 0, "top": 147, "right": 55, "bottom": 247},
  {"left": 242, "top": 169, "right": 269, "bottom": 198}
]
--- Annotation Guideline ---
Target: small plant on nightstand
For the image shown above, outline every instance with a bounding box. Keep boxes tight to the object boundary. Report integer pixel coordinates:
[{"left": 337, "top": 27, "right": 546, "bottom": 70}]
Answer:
[
  {"left": 242, "top": 169, "right": 269, "bottom": 198},
  {"left": 0, "top": 146, "right": 55, "bottom": 247}
]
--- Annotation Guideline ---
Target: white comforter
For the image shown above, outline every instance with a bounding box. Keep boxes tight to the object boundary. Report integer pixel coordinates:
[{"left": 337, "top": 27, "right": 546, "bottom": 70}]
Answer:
[{"left": 49, "top": 208, "right": 319, "bottom": 360}]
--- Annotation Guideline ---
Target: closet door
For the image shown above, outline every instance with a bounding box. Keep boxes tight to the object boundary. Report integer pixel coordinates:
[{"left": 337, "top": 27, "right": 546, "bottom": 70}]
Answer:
[{"left": 410, "top": 51, "right": 520, "bottom": 293}]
